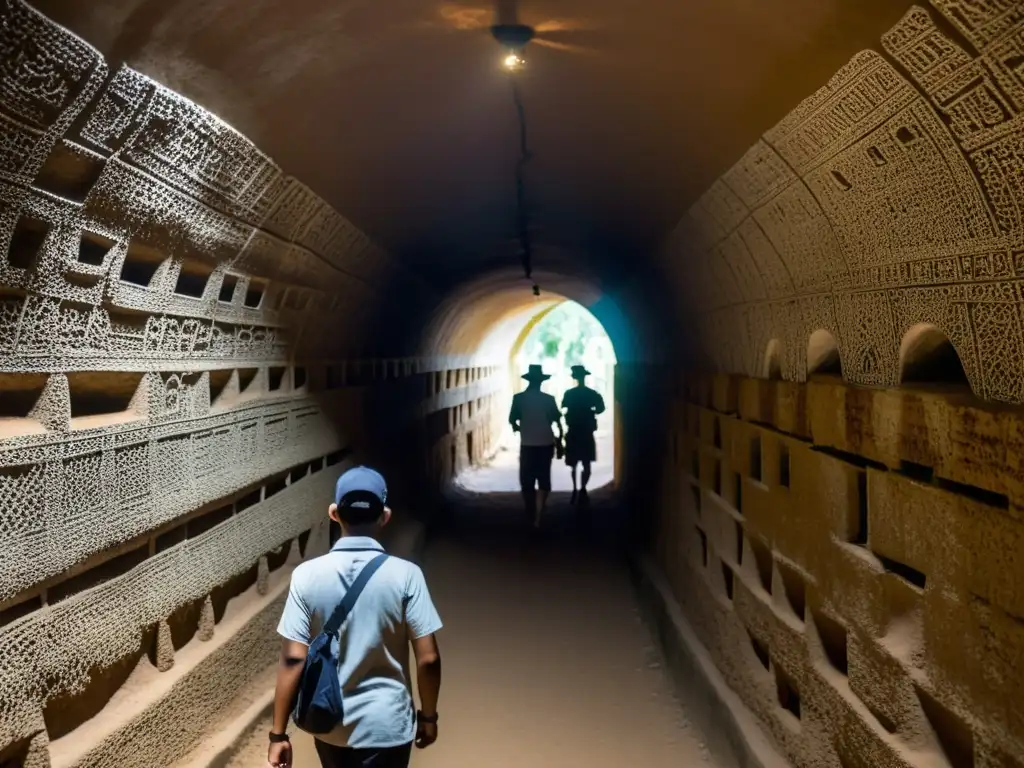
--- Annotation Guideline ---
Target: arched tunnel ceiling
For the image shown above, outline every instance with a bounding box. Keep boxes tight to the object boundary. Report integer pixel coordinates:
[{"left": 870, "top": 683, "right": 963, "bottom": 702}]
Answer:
[
  {"left": 657, "top": 1, "right": 1024, "bottom": 403},
  {"left": 30, "top": 0, "right": 919, "bottom": 284},
  {"left": 420, "top": 266, "right": 603, "bottom": 358}
]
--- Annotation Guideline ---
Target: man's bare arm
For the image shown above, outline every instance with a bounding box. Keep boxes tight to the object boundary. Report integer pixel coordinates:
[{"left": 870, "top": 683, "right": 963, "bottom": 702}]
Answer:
[
  {"left": 412, "top": 633, "right": 441, "bottom": 716},
  {"left": 551, "top": 402, "right": 564, "bottom": 439},
  {"left": 508, "top": 399, "right": 521, "bottom": 431},
  {"left": 271, "top": 640, "right": 308, "bottom": 734}
]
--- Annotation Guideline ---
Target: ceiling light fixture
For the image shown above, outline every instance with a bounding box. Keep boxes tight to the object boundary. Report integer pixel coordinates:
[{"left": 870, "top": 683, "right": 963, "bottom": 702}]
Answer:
[{"left": 491, "top": 22, "right": 534, "bottom": 66}]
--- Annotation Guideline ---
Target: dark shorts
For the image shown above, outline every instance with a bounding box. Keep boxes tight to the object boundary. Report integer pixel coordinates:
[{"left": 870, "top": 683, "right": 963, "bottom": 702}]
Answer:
[
  {"left": 564, "top": 430, "right": 596, "bottom": 465},
  {"left": 520, "top": 444, "right": 554, "bottom": 492},
  {"left": 314, "top": 740, "right": 412, "bottom": 768}
]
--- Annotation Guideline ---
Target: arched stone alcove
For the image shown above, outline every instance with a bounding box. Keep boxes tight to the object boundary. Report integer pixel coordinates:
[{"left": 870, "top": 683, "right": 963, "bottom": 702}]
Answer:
[
  {"left": 763, "top": 339, "right": 784, "bottom": 381},
  {"left": 898, "top": 323, "right": 970, "bottom": 387},
  {"left": 807, "top": 329, "right": 842, "bottom": 377}
]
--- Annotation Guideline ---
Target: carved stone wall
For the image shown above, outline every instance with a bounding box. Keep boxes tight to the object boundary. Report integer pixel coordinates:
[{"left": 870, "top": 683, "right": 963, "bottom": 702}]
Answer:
[
  {"left": 659, "top": 1, "right": 1024, "bottom": 403},
  {"left": 658, "top": 372, "right": 1024, "bottom": 768},
  {"left": 421, "top": 364, "right": 503, "bottom": 485},
  {"left": 648, "top": 2, "right": 1024, "bottom": 766},
  {"left": 0, "top": 2, "right": 500, "bottom": 765}
]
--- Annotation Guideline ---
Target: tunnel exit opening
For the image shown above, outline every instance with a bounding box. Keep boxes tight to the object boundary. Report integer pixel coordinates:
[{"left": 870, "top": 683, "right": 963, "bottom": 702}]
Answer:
[{"left": 454, "top": 298, "right": 618, "bottom": 495}]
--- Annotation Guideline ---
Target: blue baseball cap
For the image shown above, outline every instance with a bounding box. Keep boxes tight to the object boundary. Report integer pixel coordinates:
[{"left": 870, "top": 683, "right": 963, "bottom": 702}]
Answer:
[{"left": 334, "top": 466, "right": 388, "bottom": 512}]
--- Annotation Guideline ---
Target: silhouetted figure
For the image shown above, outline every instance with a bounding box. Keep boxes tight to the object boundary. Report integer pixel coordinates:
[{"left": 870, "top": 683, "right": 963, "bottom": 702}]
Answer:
[
  {"left": 269, "top": 467, "right": 443, "bottom": 768},
  {"left": 509, "top": 364, "right": 563, "bottom": 528},
  {"left": 562, "top": 365, "right": 606, "bottom": 504}
]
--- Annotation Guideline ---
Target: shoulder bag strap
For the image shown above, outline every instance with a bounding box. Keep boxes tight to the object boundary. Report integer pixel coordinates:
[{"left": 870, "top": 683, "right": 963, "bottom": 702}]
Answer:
[{"left": 322, "top": 553, "right": 390, "bottom": 635}]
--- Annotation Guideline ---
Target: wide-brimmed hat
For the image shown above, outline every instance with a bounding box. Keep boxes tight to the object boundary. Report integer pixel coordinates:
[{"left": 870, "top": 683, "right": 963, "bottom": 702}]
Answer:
[
  {"left": 522, "top": 364, "right": 551, "bottom": 382},
  {"left": 570, "top": 365, "right": 591, "bottom": 378}
]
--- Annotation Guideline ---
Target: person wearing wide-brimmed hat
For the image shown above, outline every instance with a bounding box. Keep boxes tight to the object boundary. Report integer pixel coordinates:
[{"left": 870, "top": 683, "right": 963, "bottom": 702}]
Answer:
[
  {"left": 508, "top": 364, "right": 564, "bottom": 527},
  {"left": 561, "top": 365, "right": 606, "bottom": 504}
]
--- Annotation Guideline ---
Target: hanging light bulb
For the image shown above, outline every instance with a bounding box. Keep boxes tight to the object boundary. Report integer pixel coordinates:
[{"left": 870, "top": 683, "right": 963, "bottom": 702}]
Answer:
[
  {"left": 492, "top": 24, "right": 534, "bottom": 73},
  {"left": 503, "top": 51, "right": 525, "bottom": 71}
]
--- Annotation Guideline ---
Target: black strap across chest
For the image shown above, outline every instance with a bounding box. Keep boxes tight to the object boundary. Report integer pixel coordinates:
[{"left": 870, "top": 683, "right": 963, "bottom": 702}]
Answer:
[{"left": 322, "top": 551, "right": 390, "bottom": 635}]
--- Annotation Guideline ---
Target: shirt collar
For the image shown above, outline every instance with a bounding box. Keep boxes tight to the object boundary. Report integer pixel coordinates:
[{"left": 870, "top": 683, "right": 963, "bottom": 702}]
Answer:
[{"left": 330, "top": 535, "right": 385, "bottom": 553}]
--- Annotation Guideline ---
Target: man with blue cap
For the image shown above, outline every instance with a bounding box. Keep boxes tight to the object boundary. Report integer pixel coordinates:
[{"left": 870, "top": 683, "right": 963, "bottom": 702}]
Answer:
[{"left": 268, "top": 466, "right": 443, "bottom": 768}]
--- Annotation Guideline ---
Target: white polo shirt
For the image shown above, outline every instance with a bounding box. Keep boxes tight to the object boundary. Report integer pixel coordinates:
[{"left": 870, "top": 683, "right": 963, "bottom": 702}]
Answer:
[
  {"left": 277, "top": 537, "right": 443, "bottom": 748},
  {"left": 512, "top": 388, "right": 561, "bottom": 446}
]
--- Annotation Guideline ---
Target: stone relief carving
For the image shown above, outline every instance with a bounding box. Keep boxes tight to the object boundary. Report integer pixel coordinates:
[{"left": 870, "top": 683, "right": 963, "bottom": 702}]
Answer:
[
  {"left": 0, "top": 2, "right": 431, "bottom": 761},
  {"left": 661, "top": 0, "right": 1024, "bottom": 402}
]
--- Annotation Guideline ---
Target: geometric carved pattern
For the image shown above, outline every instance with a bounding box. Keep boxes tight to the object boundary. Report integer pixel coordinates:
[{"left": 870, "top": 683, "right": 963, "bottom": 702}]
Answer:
[
  {"left": 0, "top": 3, "right": 462, "bottom": 766},
  {"left": 0, "top": 467, "right": 340, "bottom": 753},
  {"left": 659, "top": 0, "right": 1024, "bottom": 402}
]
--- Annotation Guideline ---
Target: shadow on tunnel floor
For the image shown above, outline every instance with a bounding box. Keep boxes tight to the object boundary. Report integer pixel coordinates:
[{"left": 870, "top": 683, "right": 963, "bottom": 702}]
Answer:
[{"left": 429, "top": 483, "right": 631, "bottom": 558}]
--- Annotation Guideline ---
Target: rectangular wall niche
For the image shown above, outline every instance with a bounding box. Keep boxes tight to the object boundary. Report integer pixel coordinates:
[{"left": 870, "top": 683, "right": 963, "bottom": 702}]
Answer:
[
  {"left": 749, "top": 535, "right": 773, "bottom": 594},
  {"left": 0, "top": 373, "right": 48, "bottom": 418},
  {"left": 219, "top": 274, "right": 239, "bottom": 303},
  {"left": 854, "top": 471, "right": 868, "bottom": 545},
  {"left": 915, "top": 685, "right": 974, "bottom": 768},
  {"left": 810, "top": 606, "right": 848, "bottom": 675},
  {"left": 67, "top": 372, "right": 144, "bottom": 419},
  {"left": 778, "top": 561, "right": 806, "bottom": 621},
  {"left": 775, "top": 665, "right": 802, "bottom": 720},
  {"left": 748, "top": 629, "right": 770, "bottom": 671},
  {"left": 173, "top": 256, "right": 215, "bottom": 298},
  {"left": 120, "top": 241, "right": 165, "bottom": 287},
  {"left": 8, "top": 215, "right": 49, "bottom": 271},
  {"left": 749, "top": 435, "right": 762, "bottom": 482},
  {"left": 209, "top": 370, "right": 233, "bottom": 404},
  {"left": 238, "top": 368, "right": 259, "bottom": 393},
  {"left": 244, "top": 279, "right": 266, "bottom": 308},
  {"left": 268, "top": 367, "right": 286, "bottom": 392},
  {"left": 722, "top": 562, "right": 735, "bottom": 600},
  {"left": 77, "top": 231, "right": 114, "bottom": 266}
]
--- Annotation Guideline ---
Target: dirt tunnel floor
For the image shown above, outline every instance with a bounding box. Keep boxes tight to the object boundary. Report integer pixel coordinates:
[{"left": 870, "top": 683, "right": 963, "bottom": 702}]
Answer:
[{"left": 228, "top": 477, "right": 720, "bottom": 767}]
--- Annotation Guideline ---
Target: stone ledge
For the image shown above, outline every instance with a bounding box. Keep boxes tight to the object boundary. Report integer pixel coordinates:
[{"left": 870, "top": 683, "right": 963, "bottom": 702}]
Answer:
[
  {"left": 50, "top": 562, "right": 297, "bottom": 768},
  {"left": 188, "top": 689, "right": 275, "bottom": 768},
  {"left": 631, "top": 554, "right": 792, "bottom": 768}
]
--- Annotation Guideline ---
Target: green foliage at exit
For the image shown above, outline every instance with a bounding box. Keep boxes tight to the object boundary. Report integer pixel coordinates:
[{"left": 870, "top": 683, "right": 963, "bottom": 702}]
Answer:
[{"left": 528, "top": 302, "right": 603, "bottom": 368}]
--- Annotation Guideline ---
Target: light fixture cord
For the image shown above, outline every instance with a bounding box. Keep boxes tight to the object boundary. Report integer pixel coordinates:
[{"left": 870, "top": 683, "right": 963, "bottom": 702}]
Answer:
[{"left": 510, "top": 75, "right": 537, "bottom": 293}]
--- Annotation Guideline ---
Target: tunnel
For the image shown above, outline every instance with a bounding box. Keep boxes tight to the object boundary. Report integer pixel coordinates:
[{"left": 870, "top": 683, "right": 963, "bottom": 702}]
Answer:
[{"left": 0, "top": 0, "right": 1023, "bottom": 766}]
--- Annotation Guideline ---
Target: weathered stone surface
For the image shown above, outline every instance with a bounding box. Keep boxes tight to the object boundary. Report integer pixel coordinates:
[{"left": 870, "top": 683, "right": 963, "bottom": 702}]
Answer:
[
  {"left": 0, "top": 4, "right": 496, "bottom": 763},
  {"left": 658, "top": 372, "right": 1024, "bottom": 767}
]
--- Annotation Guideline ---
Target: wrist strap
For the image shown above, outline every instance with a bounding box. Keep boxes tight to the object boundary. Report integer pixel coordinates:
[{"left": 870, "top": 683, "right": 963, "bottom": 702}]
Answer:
[
  {"left": 269, "top": 731, "right": 290, "bottom": 743},
  {"left": 417, "top": 711, "right": 439, "bottom": 724}
]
